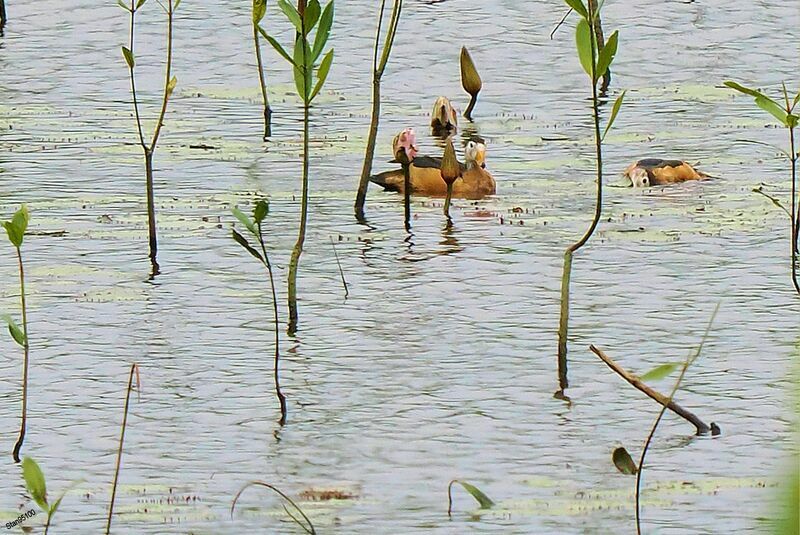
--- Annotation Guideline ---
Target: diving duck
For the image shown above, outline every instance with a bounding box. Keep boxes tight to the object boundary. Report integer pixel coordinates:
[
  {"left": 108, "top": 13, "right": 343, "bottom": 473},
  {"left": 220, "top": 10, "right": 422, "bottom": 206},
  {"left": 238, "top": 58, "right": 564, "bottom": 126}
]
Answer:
[
  {"left": 430, "top": 96, "right": 458, "bottom": 136},
  {"left": 371, "top": 138, "right": 495, "bottom": 200},
  {"left": 624, "top": 159, "right": 709, "bottom": 187}
]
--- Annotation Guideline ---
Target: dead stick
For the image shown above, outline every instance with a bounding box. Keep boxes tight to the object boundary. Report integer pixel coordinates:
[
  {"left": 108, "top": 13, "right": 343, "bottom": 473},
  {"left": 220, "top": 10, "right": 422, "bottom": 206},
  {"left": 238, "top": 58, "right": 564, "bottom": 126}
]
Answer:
[{"left": 589, "top": 345, "right": 714, "bottom": 435}]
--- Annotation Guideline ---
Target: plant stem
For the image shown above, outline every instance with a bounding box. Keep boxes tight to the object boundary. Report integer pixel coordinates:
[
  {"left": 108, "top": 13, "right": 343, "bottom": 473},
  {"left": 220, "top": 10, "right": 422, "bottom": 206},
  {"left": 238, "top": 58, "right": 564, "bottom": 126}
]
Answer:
[
  {"left": 464, "top": 94, "right": 477, "bottom": 122},
  {"left": 144, "top": 149, "right": 159, "bottom": 276},
  {"left": 254, "top": 20, "right": 272, "bottom": 140},
  {"left": 634, "top": 305, "right": 719, "bottom": 535},
  {"left": 353, "top": 0, "right": 402, "bottom": 221},
  {"left": 443, "top": 182, "right": 453, "bottom": 222},
  {"left": 287, "top": 103, "right": 310, "bottom": 335},
  {"left": 11, "top": 247, "right": 28, "bottom": 463},
  {"left": 555, "top": 10, "right": 604, "bottom": 388},
  {"left": 330, "top": 236, "right": 349, "bottom": 299},
  {"left": 789, "top": 125, "right": 798, "bottom": 296},
  {"left": 258, "top": 229, "right": 286, "bottom": 425},
  {"left": 0, "top": 0, "right": 6, "bottom": 32},
  {"left": 106, "top": 363, "right": 138, "bottom": 535},
  {"left": 403, "top": 162, "right": 411, "bottom": 232}
]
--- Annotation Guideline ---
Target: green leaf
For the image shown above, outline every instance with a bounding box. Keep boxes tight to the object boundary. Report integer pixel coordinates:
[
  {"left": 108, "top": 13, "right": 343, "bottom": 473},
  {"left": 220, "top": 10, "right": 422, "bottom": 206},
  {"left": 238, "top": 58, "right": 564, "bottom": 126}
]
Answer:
[
  {"left": 173, "top": 0, "right": 181, "bottom": 10},
  {"left": 755, "top": 95, "right": 789, "bottom": 126},
  {"left": 723, "top": 81, "right": 764, "bottom": 99},
  {"left": 3, "top": 315, "right": 25, "bottom": 347},
  {"left": 792, "top": 90, "right": 800, "bottom": 110},
  {"left": 602, "top": 89, "right": 626, "bottom": 141},
  {"left": 22, "top": 457, "right": 48, "bottom": 512},
  {"left": 450, "top": 480, "right": 494, "bottom": 510},
  {"left": 136, "top": 0, "right": 147, "bottom": 9},
  {"left": 303, "top": 0, "right": 321, "bottom": 34},
  {"left": 612, "top": 447, "right": 638, "bottom": 475},
  {"left": 787, "top": 113, "right": 799, "bottom": 129},
  {"left": 575, "top": 18, "right": 594, "bottom": 78},
  {"left": 310, "top": 48, "right": 333, "bottom": 101},
  {"left": 4, "top": 205, "right": 29, "bottom": 247},
  {"left": 232, "top": 207, "right": 257, "bottom": 236},
  {"left": 640, "top": 362, "right": 679, "bottom": 382},
  {"left": 595, "top": 30, "right": 618, "bottom": 80},
  {"left": 259, "top": 28, "right": 297, "bottom": 67},
  {"left": 311, "top": 1, "right": 333, "bottom": 62},
  {"left": 564, "top": 0, "right": 588, "bottom": 19},
  {"left": 293, "top": 36, "right": 309, "bottom": 100},
  {"left": 253, "top": 0, "right": 267, "bottom": 24},
  {"left": 278, "top": 0, "right": 303, "bottom": 32},
  {"left": 232, "top": 230, "right": 264, "bottom": 264},
  {"left": 117, "top": 0, "right": 130, "bottom": 11},
  {"left": 166, "top": 76, "right": 178, "bottom": 96},
  {"left": 122, "top": 46, "right": 135, "bottom": 69},
  {"left": 253, "top": 200, "right": 269, "bottom": 225}
]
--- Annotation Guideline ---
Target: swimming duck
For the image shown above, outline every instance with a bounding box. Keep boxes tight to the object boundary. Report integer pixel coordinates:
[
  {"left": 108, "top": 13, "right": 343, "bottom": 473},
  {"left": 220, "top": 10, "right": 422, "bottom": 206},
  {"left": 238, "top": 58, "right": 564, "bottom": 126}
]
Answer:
[
  {"left": 624, "top": 159, "right": 709, "bottom": 187},
  {"left": 430, "top": 96, "right": 458, "bottom": 136},
  {"left": 371, "top": 138, "right": 495, "bottom": 200}
]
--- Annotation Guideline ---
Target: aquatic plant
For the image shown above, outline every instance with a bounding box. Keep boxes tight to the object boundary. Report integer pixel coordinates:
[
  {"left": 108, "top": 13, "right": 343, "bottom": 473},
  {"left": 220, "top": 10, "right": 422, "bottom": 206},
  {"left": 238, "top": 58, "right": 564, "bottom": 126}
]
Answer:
[
  {"left": 354, "top": 0, "right": 403, "bottom": 221},
  {"left": 725, "top": 80, "right": 799, "bottom": 296},
  {"left": 262, "top": 0, "right": 334, "bottom": 333},
  {"left": 231, "top": 201, "right": 287, "bottom": 424},
  {"left": 460, "top": 47, "right": 482, "bottom": 121},
  {"left": 555, "top": 0, "right": 624, "bottom": 392},
  {"left": 0, "top": 0, "right": 6, "bottom": 33},
  {"left": 119, "top": 0, "right": 180, "bottom": 276},
  {"left": 3, "top": 205, "right": 30, "bottom": 463},
  {"left": 440, "top": 136, "right": 460, "bottom": 223},
  {"left": 330, "top": 236, "right": 349, "bottom": 298},
  {"left": 551, "top": 0, "right": 610, "bottom": 90},
  {"left": 231, "top": 481, "right": 316, "bottom": 534},
  {"left": 106, "top": 363, "right": 140, "bottom": 534},
  {"left": 21, "top": 457, "right": 71, "bottom": 534},
  {"left": 392, "top": 128, "right": 417, "bottom": 231},
  {"left": 252, "top": 0, "right": 273, "bottom": 139},
  {"left": 446, "top": 479, "right": 494, "bottom": 518}
]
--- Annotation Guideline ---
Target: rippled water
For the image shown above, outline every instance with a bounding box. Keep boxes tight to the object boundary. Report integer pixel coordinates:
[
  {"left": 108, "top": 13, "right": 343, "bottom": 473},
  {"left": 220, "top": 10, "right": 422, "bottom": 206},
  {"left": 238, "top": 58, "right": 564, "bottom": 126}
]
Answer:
[{"left": 0, "top": 0, "right": 798, "bottom": 533}]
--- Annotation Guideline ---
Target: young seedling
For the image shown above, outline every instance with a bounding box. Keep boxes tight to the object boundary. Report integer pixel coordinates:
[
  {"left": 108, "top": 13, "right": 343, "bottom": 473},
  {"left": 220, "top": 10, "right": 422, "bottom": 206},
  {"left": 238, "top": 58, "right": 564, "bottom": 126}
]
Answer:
[
  {"left": 253, "top": 0, "right": 273, "bottom": 139},
  {"left": 231, "top": 481, "right": 316, "bottom": 534},
  {"left": 21, "top": 457, "right": 72, "bottom": 535},
  {"left": 446, "top": 479, "right": 494, "bottom": 518},
  {"left": 550, "top": 0, "right": 610, "bottom": 90},
  {"left": 119, "top": 0, "right": 180, "bottom": 276},
  {"left": 440, "top": 137, "right": 461, "bottom": 223},
  {"left": 231, "top": 201, "right": 287, "bottom": 425},
  {"left": 3, "top": 205, "right": 30, "bottom": 463},
  {"left": 354, "top": 0, "right": 403, "bottom": 221},
  {"left": 262, "top": 0, "right": 334, "bottom": 334},
  {"left": 725, "top": 80, "right": 800, "bottom": 296},
  {"left": 555, "top": 0, "right": 624, "bottom": 393},
  {"left": 460, "top": 47, "right": 482, "bottom": 121},
  {"left": 106, "top": 363, "right": 140, "bottom": 535}
]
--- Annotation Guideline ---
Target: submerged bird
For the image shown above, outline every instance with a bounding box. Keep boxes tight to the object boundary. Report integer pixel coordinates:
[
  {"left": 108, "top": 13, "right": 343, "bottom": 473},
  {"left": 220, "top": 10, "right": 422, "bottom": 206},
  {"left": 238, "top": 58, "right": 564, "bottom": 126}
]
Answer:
[
  {"left": 430, "top": 96, "right": 458, "bottom": 136},
  {"left": 624, "top": 159, "right": 710, "bottom": 187},
  {"left": 371, "top": 138, "right": 495, "bottom": 200}
]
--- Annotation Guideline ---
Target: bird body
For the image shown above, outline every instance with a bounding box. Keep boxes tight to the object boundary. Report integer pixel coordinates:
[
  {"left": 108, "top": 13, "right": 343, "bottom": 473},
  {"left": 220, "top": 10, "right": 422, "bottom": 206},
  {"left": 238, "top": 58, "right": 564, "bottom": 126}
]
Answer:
[
  {"left": 371, "top": 140, "right": 495, "bottom": 200},
  {"left": 624, "top": 159, "right": 709, "bottom": 187}
]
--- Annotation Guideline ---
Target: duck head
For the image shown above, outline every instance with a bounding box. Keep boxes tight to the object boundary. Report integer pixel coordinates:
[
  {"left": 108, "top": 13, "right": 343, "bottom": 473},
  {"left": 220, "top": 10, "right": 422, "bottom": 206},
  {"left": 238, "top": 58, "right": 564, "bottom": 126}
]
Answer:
[
  {"left": 430, "top": 96, "right": 458, "bottom": 136},
  {"left": 465, "top": 138, "right": 487, "bottom": 169},
  {"left": 628, "top": 167, "right": 650, "bottom": 187}
]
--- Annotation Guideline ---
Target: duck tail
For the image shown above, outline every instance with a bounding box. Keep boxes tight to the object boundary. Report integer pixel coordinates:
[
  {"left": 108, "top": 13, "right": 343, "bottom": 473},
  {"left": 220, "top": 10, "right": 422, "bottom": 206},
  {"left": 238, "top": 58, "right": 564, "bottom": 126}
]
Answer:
[{"left": 370, "top": 169, "right": 404, "bottom": 193}]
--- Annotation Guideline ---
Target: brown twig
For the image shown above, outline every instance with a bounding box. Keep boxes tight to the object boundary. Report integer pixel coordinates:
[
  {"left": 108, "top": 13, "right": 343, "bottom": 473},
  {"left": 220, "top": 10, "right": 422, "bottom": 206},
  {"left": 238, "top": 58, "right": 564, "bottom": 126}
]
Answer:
[
  {"left": 106, "top": 363, "right": 140, "bottom": 535},
  {"left": 589, "top": 345, "right": 715, "bottom": 435}
]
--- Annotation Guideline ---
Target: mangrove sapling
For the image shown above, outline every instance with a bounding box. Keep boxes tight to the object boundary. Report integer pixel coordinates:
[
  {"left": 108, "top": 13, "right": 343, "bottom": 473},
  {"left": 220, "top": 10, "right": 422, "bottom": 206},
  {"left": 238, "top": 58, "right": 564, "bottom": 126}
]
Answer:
[
  {"left": 106, "top": 363, "right": 140, "bottom": 535},
  {"left": 446, "top": 479, "right": 494, "bottom": 518},
  {"left": 354, "top": 0, "right": 403, "bottom": 221},
  {"left": 231, "top": 481, "right": 316, "bottom": 534},
  {"left": 3, "top": 205, "right": 30, "bottom": 463},
  {"left": 631, "top": 304, "right": 720, "bottom": 535},
  {"left": 440, "top": 136, "right": 461, "bottom": 224},
  {"left": 262, "top": 0, "right": 334, "bottom": 334},
  {"left": 253, "top": 0, "right": 273, "bottom": 139},
  {"left": 119, "top": 0, "right": 180, "bottom": 277},
  {"left": 555, "top": 0, "right": 624, "bottom": 392},
  {"left": 460, "top": 47, "right": 482, "bottom": 121},
  {"left": 21, "top": 457, "right": 73, "bottom": 535},
  {"left": 550, "top": 2, "right": 610, "bottom": 91},
  {"left": 231, "top": 201, "right": 287, "bottom": 425},
  {"left": 725, "top": 80, "right": 800, "bottom": 296}
]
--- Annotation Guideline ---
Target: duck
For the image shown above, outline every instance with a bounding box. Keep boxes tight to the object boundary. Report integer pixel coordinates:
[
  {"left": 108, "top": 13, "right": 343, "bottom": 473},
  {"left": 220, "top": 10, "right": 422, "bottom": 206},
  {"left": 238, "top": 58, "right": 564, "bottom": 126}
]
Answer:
[
  {"left": 371, "top": 138, "right": 495, "bottom": 200},
  {"left": 624, "top": 159, "right": 709, "bottom": 187},
  {"left": 430, "top": 96, "right": 458, "bottom": 137}
]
